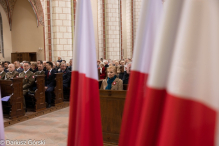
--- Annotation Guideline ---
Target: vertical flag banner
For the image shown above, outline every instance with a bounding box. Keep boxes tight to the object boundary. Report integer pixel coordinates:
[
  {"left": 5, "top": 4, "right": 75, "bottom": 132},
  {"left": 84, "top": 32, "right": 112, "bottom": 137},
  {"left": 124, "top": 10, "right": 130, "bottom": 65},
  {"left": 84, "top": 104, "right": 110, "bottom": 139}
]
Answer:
[
  {"left": 137, "top": 0, "right": 219, "bottom": 146},
  {"left": 119, "top": 0, "right": 163, "bottom": 146},
  {"left": 67, "top": 0, "right": 103, "bottom": 145},
  {"left": 0, "top": 88, "right": 5, "bottom": 146}
]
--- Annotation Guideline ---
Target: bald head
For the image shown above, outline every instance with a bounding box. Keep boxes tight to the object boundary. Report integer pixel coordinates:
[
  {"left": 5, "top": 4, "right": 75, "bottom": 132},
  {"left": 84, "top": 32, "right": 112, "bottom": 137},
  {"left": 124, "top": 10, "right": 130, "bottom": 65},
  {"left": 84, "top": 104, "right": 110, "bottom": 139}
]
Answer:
[{"left": 8, "top": 64, "right": 15, "bottom": 72}]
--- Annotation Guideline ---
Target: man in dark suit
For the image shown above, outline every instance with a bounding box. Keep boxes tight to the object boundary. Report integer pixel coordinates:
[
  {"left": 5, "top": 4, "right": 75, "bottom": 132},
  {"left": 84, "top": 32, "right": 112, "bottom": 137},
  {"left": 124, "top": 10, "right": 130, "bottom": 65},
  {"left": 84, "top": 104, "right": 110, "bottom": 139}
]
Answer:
[
  {"left": 57, "top": 57, "right": 62, "bottom": 63},
  {"left": 104, "top": 60, "right": 109, "bottom": 68},
  {"left": 3, "top": 61, "right": 9, "bottom": 72},
  {"left": 45, "top": 61, "right": 57, "bottom": 108},
  {"left": 14, "top": 61, "right": 24, "bottom": 73},
  {"left": 122, "top": 63, "right": 132, "bottom": 84},
  {"left": 59, "top": 63, "right": 71, "bottom": 92},
  {"left": 32, "top": 60, "right": 43, "bottom": 73},
  {"left": 68, "top": 59, "right": 72, "bottom": 71}
]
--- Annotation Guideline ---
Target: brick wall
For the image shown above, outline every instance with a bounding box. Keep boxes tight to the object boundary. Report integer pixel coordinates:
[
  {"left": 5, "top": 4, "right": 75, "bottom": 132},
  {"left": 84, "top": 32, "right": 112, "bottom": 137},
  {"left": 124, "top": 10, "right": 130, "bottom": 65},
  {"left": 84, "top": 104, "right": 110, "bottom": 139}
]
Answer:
[{"left": 51, "top": 0, "right": 72, "bottom": 62}]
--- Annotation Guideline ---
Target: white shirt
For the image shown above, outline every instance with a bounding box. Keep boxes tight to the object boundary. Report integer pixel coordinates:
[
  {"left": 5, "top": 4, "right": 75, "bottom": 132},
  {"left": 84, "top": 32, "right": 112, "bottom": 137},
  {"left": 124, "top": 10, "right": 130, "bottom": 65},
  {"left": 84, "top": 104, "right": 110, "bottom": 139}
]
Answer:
[{"left": 24, "top": 69, "right": 30, "bottom": 74}]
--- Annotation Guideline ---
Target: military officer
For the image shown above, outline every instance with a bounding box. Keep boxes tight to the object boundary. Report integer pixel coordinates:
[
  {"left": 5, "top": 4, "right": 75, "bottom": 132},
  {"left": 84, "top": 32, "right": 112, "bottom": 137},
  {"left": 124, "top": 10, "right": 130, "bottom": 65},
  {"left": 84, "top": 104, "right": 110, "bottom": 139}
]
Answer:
[
  {"left": 35, "top": 63, "right": 45, "bottom": 75},
  {"left": 0, "top": 64, "right": 6, "bottom": 80},
  {"left": 5, "top": 64, "right": 19, "bottom": 80},
  {"left": 19, "top": 61, "right": 35, "bottom": 96}
]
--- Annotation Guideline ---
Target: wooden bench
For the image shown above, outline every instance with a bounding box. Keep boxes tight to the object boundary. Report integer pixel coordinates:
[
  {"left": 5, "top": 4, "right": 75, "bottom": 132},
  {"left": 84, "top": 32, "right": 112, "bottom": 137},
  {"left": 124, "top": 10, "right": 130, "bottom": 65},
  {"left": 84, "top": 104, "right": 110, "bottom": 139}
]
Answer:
[
  {"left": 99, "top": 90, "right": 127, "bottom": 144},
  {"left": 27, "top": 75, "right": 46, "bottom": 112},
  {"left": 52, "top": 73, "right": 63, "bottom": 106},
  {"left": 0, "top": 78, "right": 25, "bottom": 119}
]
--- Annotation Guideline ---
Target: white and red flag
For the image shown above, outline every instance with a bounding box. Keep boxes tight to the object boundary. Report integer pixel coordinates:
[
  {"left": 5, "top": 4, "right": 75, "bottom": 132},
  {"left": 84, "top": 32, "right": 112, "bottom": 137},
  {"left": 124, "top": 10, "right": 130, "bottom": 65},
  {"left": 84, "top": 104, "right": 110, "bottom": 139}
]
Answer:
[
  {"left": 67, "top": 0, "right": 103, "bottom": 145},
  {"left": 119, "top": 0, "right": 163, "bottom": 146},
  {"left": 137, "top": 0, "right": 219, "bottom": 146},
  {"left": 0, "top": 88, "right": 5, "bottom": 146}
]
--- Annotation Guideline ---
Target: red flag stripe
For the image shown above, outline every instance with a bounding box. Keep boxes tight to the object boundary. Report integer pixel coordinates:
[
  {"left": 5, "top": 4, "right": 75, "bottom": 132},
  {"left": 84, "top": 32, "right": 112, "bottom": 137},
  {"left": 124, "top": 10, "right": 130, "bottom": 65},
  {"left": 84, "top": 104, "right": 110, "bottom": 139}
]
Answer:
[
  {"left": 137, "top": 87, "right": 217, "bottom": 146},
  {"left": 119, "top": 71, "right": 148, "bottom": 146},
  {"left": 68, "top": 71, "right": 103, "bottom": 146}
]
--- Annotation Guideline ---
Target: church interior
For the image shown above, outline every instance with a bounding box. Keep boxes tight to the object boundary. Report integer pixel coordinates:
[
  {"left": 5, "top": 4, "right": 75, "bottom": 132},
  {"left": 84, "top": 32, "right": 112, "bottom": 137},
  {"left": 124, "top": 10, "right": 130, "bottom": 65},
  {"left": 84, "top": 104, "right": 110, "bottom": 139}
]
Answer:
[{"left": 0, "top": 0, "right": 219, "bottom": 146}]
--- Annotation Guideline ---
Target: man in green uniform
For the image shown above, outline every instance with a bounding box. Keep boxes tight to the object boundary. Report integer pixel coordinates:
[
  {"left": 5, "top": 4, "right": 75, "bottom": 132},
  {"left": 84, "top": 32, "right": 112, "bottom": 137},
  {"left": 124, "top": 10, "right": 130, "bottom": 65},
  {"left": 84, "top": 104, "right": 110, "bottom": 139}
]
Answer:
[
  {"left": 19, "top": 61, "right": 35, "bottom": 96},
  {"left": 0, "top": 64, "right": 6, "bottom": 80},
  {"left": 35, "top": 63, "right": 45, "bottom": 75},
  {"left": 5, "top": 64, "right": 19, "bottom": 80},
  {"left": 19, "top": 61, "right": 35, "bottom": 111}
]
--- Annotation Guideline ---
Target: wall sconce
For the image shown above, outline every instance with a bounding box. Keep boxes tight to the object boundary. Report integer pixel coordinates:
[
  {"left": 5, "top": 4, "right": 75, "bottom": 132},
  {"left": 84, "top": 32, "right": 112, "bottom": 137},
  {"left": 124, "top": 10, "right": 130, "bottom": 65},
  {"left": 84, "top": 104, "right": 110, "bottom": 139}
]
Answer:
[{"left": 39, "top": 47, "right": 43, "bottom": 51}]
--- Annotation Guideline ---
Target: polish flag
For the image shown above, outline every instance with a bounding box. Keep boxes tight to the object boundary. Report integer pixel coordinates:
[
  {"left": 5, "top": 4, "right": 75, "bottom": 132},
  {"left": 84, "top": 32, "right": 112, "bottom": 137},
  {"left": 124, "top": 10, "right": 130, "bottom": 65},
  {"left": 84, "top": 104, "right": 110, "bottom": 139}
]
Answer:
[
  {"left": 67, "top": 0, "right": 103, "bottom": 145},
  {"left": 118, "top": 0, "right": 163, "bottom": 146},
  {"left": 137, "top": 0, "right": 219, "bottom": 146},
  {"left": 0, "top": 88, "right": 5, "bottom": 146}
]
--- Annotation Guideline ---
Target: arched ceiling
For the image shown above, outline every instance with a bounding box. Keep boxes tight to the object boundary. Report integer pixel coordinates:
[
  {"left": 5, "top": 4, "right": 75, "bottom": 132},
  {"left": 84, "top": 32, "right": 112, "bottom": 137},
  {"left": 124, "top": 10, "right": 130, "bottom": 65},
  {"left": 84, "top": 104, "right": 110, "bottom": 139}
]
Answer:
[{"left": 0, "top": 0, "right": 44, "bottom": 30}]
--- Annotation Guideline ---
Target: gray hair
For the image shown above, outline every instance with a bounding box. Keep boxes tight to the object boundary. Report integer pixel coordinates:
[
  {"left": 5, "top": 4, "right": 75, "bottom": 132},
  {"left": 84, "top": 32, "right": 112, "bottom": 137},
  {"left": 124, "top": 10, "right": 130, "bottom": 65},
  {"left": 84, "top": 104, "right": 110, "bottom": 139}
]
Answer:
[{"left": 61, "top": 63, "right": 67, "bottom": 66}]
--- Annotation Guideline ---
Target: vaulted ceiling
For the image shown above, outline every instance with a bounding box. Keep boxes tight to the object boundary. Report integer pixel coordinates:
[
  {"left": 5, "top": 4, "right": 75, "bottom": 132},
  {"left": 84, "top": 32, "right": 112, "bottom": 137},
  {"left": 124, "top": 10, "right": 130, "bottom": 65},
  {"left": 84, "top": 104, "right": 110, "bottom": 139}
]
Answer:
[{"left": 0, "top": 0, "right": 44, "bottom": 30}]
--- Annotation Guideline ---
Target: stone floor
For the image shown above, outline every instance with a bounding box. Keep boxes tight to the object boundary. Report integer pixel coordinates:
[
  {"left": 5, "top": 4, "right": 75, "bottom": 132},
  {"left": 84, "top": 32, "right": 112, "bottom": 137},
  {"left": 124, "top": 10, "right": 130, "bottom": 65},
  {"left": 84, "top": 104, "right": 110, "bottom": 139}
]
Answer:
[{"left": 3, "top": 107, "right": 117, "bottom": 146}]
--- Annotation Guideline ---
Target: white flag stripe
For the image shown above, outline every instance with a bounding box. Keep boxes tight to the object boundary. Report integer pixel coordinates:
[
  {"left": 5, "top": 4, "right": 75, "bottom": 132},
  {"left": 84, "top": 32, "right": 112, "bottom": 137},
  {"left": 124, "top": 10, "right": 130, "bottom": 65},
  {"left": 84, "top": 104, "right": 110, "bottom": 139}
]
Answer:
[
  {"left": 0, "top": 87, "right": 5, "bottom": 145},
  {"left": 72, "top": 0, "right": 98, "bottom": 81},
  {"left": 132, "top": 0, "right": 162, "bottom": 73},
  {"left": 148, "top": 0, "right": 185, "bottom": 89},
  {"left": 167, "top": 0, "right": 219, "bottom": 111}
]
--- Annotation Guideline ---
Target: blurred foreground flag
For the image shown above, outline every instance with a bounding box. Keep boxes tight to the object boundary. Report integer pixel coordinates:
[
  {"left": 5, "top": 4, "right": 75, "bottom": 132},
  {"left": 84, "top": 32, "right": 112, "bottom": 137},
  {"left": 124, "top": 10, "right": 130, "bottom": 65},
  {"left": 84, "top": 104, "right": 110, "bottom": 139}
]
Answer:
[
  {"left": 0, "top": 88, "right": 5, "bottom": 146},
  {"left": 119, "top": 0, "right": 163, "bottom": 146},
  {"left": 137, "top": 0, "right": 219, "bottom": 146},
  {"left": 67, "top": 0, "right": 103, "bottom": 145}
]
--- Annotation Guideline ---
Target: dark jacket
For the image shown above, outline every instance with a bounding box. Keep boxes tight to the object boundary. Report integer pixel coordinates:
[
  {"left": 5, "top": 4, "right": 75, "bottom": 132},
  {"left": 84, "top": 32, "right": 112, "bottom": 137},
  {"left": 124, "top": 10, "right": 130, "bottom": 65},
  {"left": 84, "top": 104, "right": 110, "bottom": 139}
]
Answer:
[
  {"left": 45, "top": 69, "right": 57, "bottom": 88},
  {"left": 33, "top": 67, "right": 38, "bottom": 73},
  {"left": 68, "top": 66, "right": 72, "bottom": 71},
  {"left": 16, "top": 67, "right": 24, "bottom": 73},
  {"left": 43, "top": 67, "right": 46, "bottom": 71},
  {"left": 4, "top": 68, "right": 8, "bottom": 73},
  {"left": 58, "top": 69, "right": 71, "bottom": 87},
  {"left": 122, "top": 71, "right": 129, "bottom": 84},
  {"left": 104, "top": 64, "right": 109, "bottom": 68},
  {"left": 57, "top": 60, "right": 62, "bottom": 63}
]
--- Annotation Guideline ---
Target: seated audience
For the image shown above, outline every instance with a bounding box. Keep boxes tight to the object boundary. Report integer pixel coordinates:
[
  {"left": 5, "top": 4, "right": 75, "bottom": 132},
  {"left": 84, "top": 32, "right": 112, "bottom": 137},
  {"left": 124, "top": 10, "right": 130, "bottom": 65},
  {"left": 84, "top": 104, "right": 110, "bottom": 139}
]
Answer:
[
  {"left": 19, "top": 61, "right": 35, "bottom": 110},
  {"left": 43, "top": 61, "right": 47, "bottom": 71},
  {"left": 45, "top": 61, "right": 57, "bottom": 108},
  {"left": 104, "top": 60, "right": 109, "bottom": 68},
  {"left": 100, "top": 66, "right": 123, "bottom": 90},
  {"left": 14, "top": 61, "right": 24, "bottom": 73},
  {"left": 119, "top": 65, "right": 125, "bottom": 80},
  {"left": 31, "top": 62, "right": 37, "bottom": 72},
  {"left": 35, "top": 63, "right": 45, "bottom": 75},
  {"left": 33, "top": 60, "right": 43, "bottom": 73},
  {"left": 97, "top": 60, "right": 100, "bottom": 68},
  {"left": 57, "top": 57, "right": 62, "bottom": 63},
  {"left": 3, "top": 61, "right": 9, "bottom": 72},
  {"left": 99, "top": 63, "right": 106, "bottom": 79},
  {"left": 58, "top": 63, "right": 71, "bottom": 93},
  {"left": 0, "top": 64, "right": 6, "bottom": 79},
  {"left": 5, "top": 64, "right": 19, "bottom": 80},
  {"left": 123, "top": 62, "right": 131, "bottom": 84},
  {"left": 68, "top": 59, "right": 72, "bottom": 71}
]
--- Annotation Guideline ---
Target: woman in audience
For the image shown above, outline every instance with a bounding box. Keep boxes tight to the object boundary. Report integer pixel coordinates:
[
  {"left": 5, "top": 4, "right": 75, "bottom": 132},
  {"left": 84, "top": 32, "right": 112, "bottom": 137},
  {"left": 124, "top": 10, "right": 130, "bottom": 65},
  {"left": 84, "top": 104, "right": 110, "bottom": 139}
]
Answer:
[
  {"left": 31, "top": 62, "right": 37, "bottom": 71},
  {"left": 99, "top": 63, "right": 106, "bottom": 79},
  {"left": 100, "top": 66, "right": 123, "bottom": 90}
]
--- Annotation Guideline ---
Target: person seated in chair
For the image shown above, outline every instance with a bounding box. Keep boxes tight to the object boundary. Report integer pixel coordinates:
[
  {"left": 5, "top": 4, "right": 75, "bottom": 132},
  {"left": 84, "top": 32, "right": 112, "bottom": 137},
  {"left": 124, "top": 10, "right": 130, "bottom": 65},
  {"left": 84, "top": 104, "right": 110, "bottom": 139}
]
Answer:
[
  {"left": 5, "top": 64, "right": 19, "bottom": 80},
  {"left": 45, "top": 61, "right": 57, "bottom": 108},
  {"left": 35, "top": 63, "right": 45, "bottom": 75},
  {"left": 0, "top": 64, "right": 6, "bottom": 80},
  {"left": 14, "top": 61, "right": 24, "bottom": 73},
  {"left": 98, "top": 63, "right": 106, "bottom": 79},
  {"left": 3, "top": 62, "right": 9, "bottom": 73},
  {"left": 19, "top": 61, "right": 35, "bottom": 110},
  {"left": 123, "top": 62, "right": 132, "bottom": 84},
  {"left": 100, "top": 66, "right": 123, "bottom": 90},
  {"left": 58, "top": 63, "right": 71, "bottom": 93}
]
